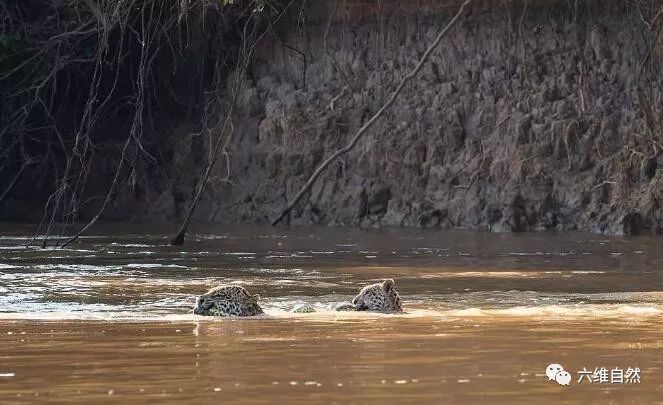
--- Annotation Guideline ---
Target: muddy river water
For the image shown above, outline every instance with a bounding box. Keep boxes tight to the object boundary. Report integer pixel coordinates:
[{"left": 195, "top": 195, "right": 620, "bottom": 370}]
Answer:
[{"left": 0, "top": 224, "right": 662, "bottom": 403}]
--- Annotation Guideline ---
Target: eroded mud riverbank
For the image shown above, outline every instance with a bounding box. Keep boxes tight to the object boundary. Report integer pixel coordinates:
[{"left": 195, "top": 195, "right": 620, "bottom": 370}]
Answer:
[{"left": 113, "top": 1, "right": 663, "bottom": 236}]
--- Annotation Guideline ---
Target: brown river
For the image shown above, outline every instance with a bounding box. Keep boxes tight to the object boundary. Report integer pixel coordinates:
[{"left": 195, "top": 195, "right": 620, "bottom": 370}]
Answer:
[{"left": 0, "top": 224, "right": 662, "bottom": 403}]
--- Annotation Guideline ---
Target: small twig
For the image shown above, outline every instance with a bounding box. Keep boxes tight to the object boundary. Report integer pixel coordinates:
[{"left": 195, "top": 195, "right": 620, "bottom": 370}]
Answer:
[
  {"left": 330, "top": 86, "right": 348, "bottom": 111},
  {"left": 592, "top": 181, "right": 616, "bottom": 189}
]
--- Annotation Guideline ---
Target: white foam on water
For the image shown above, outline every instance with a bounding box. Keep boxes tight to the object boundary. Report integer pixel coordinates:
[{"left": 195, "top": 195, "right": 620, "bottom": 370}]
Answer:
[
  {"left": 2, "top": 304, "right": 660, "bottom": 322},
  {"left": 124, "top": 263, "right": 187, "bottom": 269},
  {"left": 0, "top": 235, "right": 101, "bottom": 240},
  {"left": 418, "top": 271, "right": 573, "bottom": 279},
  {"left": 570, "top": 271, "right": 607, "bottom": 274},
  {"left": 193, "top": 234, "right": 229, "bottom": 240},
  {"left": 35, "top": 264, "right": 122, "bottom": 271}
]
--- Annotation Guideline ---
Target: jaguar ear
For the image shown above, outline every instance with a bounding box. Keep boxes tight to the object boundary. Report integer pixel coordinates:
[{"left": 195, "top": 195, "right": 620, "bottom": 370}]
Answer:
[{"left": 382, "top": 279, "right": 395, "bottom": 291}]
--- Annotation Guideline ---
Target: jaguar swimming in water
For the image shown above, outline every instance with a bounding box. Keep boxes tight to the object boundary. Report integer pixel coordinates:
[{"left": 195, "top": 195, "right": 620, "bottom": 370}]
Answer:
[
  {"left": 193, "top": 285, "right": 264, "bottom": 316},
  {"left": 193, "top": 279, "right": 403, "bottom": 316},
  {"left": 351, "top": 279, "right": 403, "bottom": 312}
]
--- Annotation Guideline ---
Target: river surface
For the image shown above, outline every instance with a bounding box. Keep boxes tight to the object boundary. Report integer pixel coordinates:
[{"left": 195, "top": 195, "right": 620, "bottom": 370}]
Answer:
[{"left": 0, "top": 223, "right": 662, "bottom": 403}]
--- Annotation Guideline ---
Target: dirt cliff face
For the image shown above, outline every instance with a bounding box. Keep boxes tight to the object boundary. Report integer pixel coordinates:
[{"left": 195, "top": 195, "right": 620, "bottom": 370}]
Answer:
[{"left": 140, "top": 1, "right": 663, "bottom": 235}]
